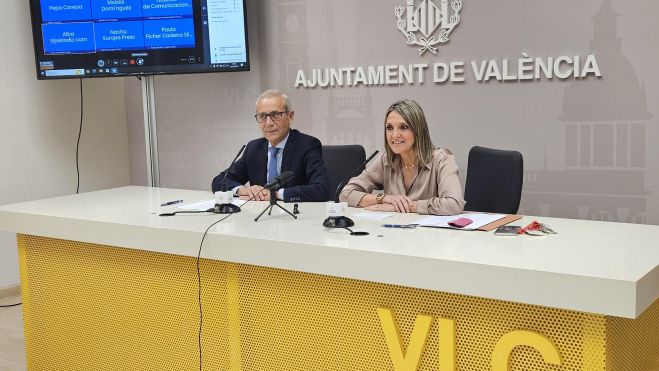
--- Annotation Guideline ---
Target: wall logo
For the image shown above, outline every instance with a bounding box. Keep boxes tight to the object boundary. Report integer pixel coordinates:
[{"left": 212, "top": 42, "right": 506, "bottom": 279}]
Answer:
[
  {"left": 295, "top": 0, "right": 601, "bottom": 89},
  {"left": 395, "top": 0, "right": 462, "bottom": 56}
]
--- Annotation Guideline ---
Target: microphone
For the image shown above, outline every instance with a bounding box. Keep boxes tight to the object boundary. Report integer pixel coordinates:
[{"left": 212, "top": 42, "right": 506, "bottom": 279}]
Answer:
[
  {"left": 220, "top": 144, "right": 246, "bottom": 192},
  {"left": 254, "top": 171, "right": 297, "bottom": 222},
  {"left": 324, "top": 150, "right": 379, "bottom": 230},
  {"left": 215, "top": 144, "right": 246, "bottom": 214},
  {"left": 334, "top": 150, "right": 379, "bottom": 202},
  {"left": 264, "top": 170, "right": 295, "bottom": 191}
]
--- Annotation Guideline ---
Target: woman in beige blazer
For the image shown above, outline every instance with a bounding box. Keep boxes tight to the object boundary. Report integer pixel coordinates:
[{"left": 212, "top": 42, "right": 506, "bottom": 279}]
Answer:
[{"left": 340, "top": 99, "right": 465, "bottom": 215}]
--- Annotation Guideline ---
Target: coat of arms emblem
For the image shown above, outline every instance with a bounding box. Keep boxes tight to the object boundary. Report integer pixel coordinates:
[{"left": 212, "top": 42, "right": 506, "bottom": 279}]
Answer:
[{"left": 395, "top": 0, "right": 462, "bottom": 56}]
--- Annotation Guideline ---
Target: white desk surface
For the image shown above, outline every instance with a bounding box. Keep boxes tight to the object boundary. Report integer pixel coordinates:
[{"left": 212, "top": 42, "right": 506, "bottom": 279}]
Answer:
[{"left": 1, "top": 186, "right": 657, "bottom": 319}]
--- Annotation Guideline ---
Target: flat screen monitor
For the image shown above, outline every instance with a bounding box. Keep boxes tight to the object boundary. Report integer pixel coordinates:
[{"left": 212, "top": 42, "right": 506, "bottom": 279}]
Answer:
[{"left": 29, "top": 0, "right": 249, "bottom": 79}]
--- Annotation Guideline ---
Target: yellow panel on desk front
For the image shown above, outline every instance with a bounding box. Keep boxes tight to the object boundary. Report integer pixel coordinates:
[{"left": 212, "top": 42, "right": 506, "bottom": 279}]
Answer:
[
  {"left": 18, "top": 235, "right": 659, "bottom": 370},
  {"left": 18, "top": 235, "right": 231, "bottom": 370}
]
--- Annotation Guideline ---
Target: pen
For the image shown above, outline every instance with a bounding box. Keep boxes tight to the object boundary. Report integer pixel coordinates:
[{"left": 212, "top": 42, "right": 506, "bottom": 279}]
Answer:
[
  {"left": 160, "top": 199, "right": 183, "bottom": 207},
  {"left": 382, "top": 224, "right": 418, "bottom": 229}
]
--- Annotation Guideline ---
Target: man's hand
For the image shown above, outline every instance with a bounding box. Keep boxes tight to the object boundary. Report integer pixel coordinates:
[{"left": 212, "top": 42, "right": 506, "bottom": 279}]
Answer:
[{"left": 237, "top": 185, "right": 270, "bottom": 201}]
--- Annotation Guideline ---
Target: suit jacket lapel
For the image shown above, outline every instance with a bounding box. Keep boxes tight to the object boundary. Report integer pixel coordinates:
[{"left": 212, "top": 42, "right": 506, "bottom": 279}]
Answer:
[{"left": 281, "top": 129, "right": 297, "bottom": 172}]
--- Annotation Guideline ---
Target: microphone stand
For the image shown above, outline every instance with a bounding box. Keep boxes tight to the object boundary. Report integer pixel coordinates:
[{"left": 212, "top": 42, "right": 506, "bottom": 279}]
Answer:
[
  {"left": 254, "top": 185, "right": 297, "bottom": 222},
  {"left": 323, "top": 150, "right": 379, "bottom": 228},
  {"left": 214, "top": 199, "right": 241, "bottom": 214},
  {"left": 215, "top": 145, "right": 246, "bottom": 214}
]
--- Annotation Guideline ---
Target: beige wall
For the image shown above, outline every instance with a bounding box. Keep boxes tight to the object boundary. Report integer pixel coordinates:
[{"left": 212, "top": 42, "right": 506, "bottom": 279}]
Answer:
[
  {"left": 0, "top": 1, "right": 131, "bottom": 287},
  {"left": 126, "top": 0, "right": 658, "bottom": 226}
]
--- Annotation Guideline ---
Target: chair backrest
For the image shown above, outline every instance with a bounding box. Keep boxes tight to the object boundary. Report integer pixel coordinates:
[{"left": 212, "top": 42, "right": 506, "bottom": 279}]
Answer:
[
  {"left": 322, "top": 145, "right": 366, "bottom": 202},
  {"left": 464, "top": 146, "right": 524, "bottom": 214}
]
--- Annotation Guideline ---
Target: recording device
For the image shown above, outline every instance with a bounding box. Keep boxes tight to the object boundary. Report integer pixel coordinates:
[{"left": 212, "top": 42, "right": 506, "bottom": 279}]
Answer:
[
  {"left": 215, "top": 144, "right": 246, "bottom": 214},
  {"left": 323, "top": 150, "right": 379, "bottom": 229},
  {"left": 264, "top": 171, "right": 295, "bottom": 191},
  {"left": 255, "top": 171, "right": 297, "bottom": 222}
]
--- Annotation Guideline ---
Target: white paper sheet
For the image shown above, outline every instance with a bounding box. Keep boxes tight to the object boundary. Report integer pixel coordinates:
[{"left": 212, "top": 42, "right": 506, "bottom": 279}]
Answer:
[{"left": 178, "top": 199, "right": 246, "bottom": 211}]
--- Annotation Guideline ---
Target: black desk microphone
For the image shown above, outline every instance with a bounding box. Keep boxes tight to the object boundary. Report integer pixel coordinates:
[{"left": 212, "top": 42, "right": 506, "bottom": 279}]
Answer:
[
  {"left": 215, "top": 144, "right": 246, "bottom": 214},
  {"left": 323, "top": 150, "right": 379, "bottom": 229}
]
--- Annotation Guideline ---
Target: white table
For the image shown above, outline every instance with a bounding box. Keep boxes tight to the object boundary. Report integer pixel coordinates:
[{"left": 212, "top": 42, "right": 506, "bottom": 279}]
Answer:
[{"left": 1, "top": 186, "right": 658, "bottom": 370}]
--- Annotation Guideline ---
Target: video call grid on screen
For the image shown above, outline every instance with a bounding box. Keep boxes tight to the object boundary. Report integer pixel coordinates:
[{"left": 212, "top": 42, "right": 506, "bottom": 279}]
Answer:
[{"left": 40, "top": 0, "right": 195, "bottom": 54}]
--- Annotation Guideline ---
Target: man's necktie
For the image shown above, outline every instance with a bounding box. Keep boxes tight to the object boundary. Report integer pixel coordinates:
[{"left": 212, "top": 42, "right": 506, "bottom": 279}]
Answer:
[{"left": 268, "top": 147, "right": 280, "bottom": 183}]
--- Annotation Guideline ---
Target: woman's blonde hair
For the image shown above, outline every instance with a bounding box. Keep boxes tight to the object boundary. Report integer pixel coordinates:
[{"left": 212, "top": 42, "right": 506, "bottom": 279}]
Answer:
[{"left": 383, "top": 99, "right": 434, "bottom": 169}]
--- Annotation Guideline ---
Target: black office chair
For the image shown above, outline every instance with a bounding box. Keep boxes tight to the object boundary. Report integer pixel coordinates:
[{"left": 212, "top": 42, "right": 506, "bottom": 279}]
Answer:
[
  {"left": 463, "top": 146, "right": 524, "bottom": 214},
  {"left": 322, "top": 145, "right": 366, "bottom": 202}
]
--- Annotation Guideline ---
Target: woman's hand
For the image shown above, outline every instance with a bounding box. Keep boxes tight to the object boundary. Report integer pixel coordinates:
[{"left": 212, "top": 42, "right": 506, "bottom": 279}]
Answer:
[
  {"left": 383, "top": 195, "right": 415, "bottom": 213},
  {"left": 365, "top": 195, "right": 416, "bottom": 213},
  {"left": 365, "top": 203, "right": 396, "bottom": 212}
]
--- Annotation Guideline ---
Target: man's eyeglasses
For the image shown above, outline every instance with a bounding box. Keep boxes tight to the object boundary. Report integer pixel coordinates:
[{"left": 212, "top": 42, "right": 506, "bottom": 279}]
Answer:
[{"left": 254, "top": 111, "right": 289, "bottom": 124}]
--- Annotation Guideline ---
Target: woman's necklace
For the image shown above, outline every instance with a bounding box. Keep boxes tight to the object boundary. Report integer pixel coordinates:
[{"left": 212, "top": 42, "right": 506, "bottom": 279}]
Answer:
[{"left": 402, "top": 162, "right": 418, "bottom": 192}]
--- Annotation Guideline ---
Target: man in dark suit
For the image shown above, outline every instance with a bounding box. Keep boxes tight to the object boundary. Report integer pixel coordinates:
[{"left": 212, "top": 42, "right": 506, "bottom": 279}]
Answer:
[{"left": 212, "top": 89, "right": 329, "bottom": 202}]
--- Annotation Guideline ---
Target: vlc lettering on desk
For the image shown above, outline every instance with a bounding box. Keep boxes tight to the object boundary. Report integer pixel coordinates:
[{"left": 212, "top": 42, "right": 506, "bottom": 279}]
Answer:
[{"left": 377, "top": 308, "right": 562, "bottom": 371}]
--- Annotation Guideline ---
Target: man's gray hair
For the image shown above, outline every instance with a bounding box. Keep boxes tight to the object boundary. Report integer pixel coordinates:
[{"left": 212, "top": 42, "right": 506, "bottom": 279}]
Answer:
[{"left": 256, "top": 89, "right": 292, "bottom": 111}]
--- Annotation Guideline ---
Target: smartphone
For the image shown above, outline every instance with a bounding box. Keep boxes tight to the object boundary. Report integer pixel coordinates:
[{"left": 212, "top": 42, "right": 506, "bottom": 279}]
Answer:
[{"left": 494, "top": 225, "right": 521, "bottom": 236}]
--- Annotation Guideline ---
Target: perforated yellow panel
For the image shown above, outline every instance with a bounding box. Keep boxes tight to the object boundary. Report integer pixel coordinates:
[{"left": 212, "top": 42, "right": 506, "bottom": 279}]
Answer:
[
  {"left": 18, "top": 235, "right": 659, "bottom": 370},
  {"left": 607, "top": 301, "right": 659, "bottom": 370},
  {"left": 18, "top": 235, "right": 231, "bottom": 370}
]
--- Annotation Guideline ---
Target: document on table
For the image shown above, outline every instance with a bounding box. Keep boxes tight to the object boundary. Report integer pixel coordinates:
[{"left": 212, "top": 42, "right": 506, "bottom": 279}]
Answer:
[
  {"left": 178, "top": 199, "right": 246, "bottom": 211},
  {"left": 352, "top": 212, "right": 394, "bottom": 221},
  {"left": 416, "top": 213, "right": 506, "bottom": 230}
]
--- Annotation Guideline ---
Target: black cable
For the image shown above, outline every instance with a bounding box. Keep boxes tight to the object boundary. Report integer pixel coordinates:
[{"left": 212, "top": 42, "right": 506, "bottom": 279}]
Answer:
[
  {"left": 196, "top": 196, "right": 256, "bottom": 371},
  {"left": 343, "top": 227, "right": 369, "bottom": 236},
  {"left": 0, "top": 302, "right": 21, "bottom": 308},
  {"left": 159, "top": 209, "right": 215, "bottom": 217},
  {"left": 76, "top": 78, "right": 83, "bottom": 194},
  {"left": 197, "top": 215, "right": 226, "bottom": 371}
]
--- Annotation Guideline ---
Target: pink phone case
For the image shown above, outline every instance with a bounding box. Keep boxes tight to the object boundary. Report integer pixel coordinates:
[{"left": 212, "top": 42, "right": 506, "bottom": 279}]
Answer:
[{"left": 448, "top": 217, "right": 473, "bottom": 228}]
